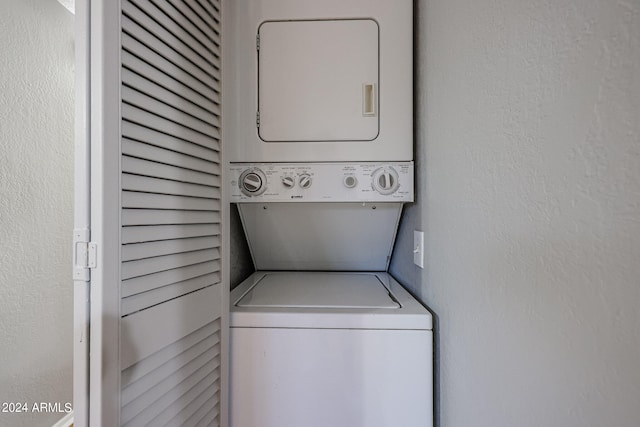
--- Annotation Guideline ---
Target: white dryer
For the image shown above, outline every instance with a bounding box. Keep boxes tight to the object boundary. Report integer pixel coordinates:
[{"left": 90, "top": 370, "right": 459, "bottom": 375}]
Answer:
[
  {"left": 229, "top": 271, "right": 433, "bottom": 427},
  {"left": 224, "top": 0, "right": 413, "bottom": 162}
]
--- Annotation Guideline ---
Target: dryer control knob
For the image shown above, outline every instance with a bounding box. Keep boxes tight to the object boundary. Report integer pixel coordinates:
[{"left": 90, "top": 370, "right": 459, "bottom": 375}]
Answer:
[
  {"left": 282, "top": 176, "right": 295, "bottom": 189},
  {"left": 372, "top": 167, "right": 400, "bottom": 195},
  {"left": 299, "top": 174, "right": 313, "bottom": 189},
  {"left": 343, "top": 175, "right": 358, "bottom": 188},
  {"left": 239, "top": 168, "right": 267, "bottom": 196}
]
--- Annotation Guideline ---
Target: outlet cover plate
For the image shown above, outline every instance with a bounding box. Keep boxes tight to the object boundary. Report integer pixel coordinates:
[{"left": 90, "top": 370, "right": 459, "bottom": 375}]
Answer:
[{"left": 414, "top": 230, "right": 424, "bottom": 268}]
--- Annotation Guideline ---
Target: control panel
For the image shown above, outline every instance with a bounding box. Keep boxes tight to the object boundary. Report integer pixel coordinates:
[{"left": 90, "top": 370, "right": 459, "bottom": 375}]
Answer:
[{"left": 229, "top": 162, "right": 414, "bottom": 202}]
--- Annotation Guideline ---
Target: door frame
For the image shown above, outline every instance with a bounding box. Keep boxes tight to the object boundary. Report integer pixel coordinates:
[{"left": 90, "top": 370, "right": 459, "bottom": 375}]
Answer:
[{"left": 73, "top": 0, "right": 122, "bottom": 425}]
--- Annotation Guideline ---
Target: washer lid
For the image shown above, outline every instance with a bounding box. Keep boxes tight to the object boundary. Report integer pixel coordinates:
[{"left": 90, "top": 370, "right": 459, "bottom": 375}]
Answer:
[
  {"left": 236, "top": 272, "right": 400, "bottom": 309},
  {"left": 238, "top": 203, "right": 404, "bottom": 271}
]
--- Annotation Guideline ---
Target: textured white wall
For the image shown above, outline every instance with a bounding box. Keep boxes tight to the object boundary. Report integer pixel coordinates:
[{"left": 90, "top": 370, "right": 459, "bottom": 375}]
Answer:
[
  {"left": 390, "top": 0, "right": 640, "bottom": 426},
  {"left": 0, "top": 0, "right": 75, "bottom": 426}
]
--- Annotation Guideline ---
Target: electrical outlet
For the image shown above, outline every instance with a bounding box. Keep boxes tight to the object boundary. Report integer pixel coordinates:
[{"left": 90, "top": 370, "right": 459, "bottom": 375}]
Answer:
[{"left": 413, "top": 230, "right": 424, "bottom": 268}]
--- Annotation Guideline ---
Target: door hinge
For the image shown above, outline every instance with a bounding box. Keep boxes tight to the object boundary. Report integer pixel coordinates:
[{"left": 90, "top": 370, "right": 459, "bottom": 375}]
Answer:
[
  {"left": 73, "top": 228, "right": 97, "bottom": 282},
  {"left": 256, "top": 34, "right": 260, "bottom": 51},
  {"left": 256, "top": 111, "right": 261, "bottom": 128}
]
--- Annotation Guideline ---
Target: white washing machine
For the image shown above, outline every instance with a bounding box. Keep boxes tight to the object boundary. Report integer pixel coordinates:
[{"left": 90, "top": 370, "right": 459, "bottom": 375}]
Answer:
[
  {"left": 229, "top": 271, "right": 433, "bottom": 427},
  {"left": 228, "top": 162, "right": 432, "bottom": 427}
]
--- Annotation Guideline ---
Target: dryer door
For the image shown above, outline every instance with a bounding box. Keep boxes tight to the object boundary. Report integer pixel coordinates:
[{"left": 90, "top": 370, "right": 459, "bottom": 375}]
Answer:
[{"left": 258, "top": 19, "right": 379, "bottom": 142}]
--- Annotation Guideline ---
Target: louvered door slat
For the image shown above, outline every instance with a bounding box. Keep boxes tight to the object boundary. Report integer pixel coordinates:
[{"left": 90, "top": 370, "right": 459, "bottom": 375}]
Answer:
[
  {"left": 194, "top": 0, "right": 220, "bottom": 27},
  {"left": 115, "top": 0, "right": 223, "bottom": 424},
  {"left": 122, "top": 122, "right": 219, "bottom": 162},
  {"left": 123, "top": 139, "right": 219, "bottom": 174},
  {"left": 128, "top": 0, "right": 218, "bottom": 65},
  {"left": 122, "top": 224, "right": 220, "bottom": 244},
  {"left": 122, "top": 351, "right": 218, "bottom": 412},
  {"left": 122, "top": 174, "right": 220, "bottom": 199},
  {"left": 160, "top": 380, "right": 219, "bottom": 427},
  {"left": 122, "top": 263, "right": 220, "bottom": 297},
  {"left": 121, "top": 286, "right": 222, "bottom": 368},
  {"left": 122, "top": 156, "right": 219, "bottom": 186},
  {"left": 122, "top": 1, "right": 218, "bottom": 79},
  {"left": 178, "top": 385, "right": 220, "bottom": 427},
  {"left": 122, "top": 104, "right": 220, "bottom": 148},
  {"left": 122, "top": 274, "right": 220, "bottom": 316},
  {"left": 122, "top": 346, "right": 217, "bottom": 412},
  {"left": 122, "top": 32, "right": 220, "bottom": 96},
  {"left": 122, "top": 332, "right": 219, "bottom": 403},
  {"left": 146, "top": 0, "right": 219, "bottom": 57},
  {"left": 122, "top": 236, "right": 220, "bottom": 261},
  {"left": 121, "top": 66, "right": 219, "bottom": 121},
  {"left": 122, "top": 192, "right": 218, "bottom": 211},
  {"left": 123, "top": 155, "right": 219, "bottom": 184},
  {"left": 123, "top": 367, "right": 219, "bottom": 426},
  {"left": 167, "top": 0, "right": 219, "bottom": 48},
  {"left": 122, "top": 87, "right": 220, "bottom": 136},
  {"left": 186, "top": 0, "right": 220, "bottom": 40},
  {"left": 122, "top": 248, "right": 220, "bottom": 280},
  {"left": 123, "top": 68, "right": 220, "bottom": 123},
  {"left": 121, "top": 320, "right": 220, "bottom": 388},
  {"left": 122, "top": 50, "right": 218, "bottom": 115},
  {"left": 194, "top": 404, "right": 220, "bottom": 427},
  {"left": 143, "top": 366, "right": 220, "bottom": 427},
  {"left": 122, "top": 16, "right": 220, "bottom": 92},
  {"left": 122, "top": 209, "right": 220, "bottom": 226},
  {"left": 122, "top": 122, "right": 220, "bottom": 164}
]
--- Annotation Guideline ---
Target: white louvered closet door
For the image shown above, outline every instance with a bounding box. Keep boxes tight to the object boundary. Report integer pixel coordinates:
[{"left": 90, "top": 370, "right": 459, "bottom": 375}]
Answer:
[{"left": 76, "top": 0, "right": 227, "bottom": 426}]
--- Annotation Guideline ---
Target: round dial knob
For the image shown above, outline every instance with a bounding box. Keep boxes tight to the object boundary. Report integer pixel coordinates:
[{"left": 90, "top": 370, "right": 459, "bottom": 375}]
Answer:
[
  {"left": 298, "top": 173, "right": 313, "bottom": 189},
  {"left": 239, "top": 168, "right": 267, "bottom": 196},
  {"left": 372, "top": 167, "right": 400, "bottom": 195},
  {"left": 282, "top": 176, "right": 295, "bottom": 189},
  {"left": 343, "top": 175, "right": 358, "bottom": 188}
]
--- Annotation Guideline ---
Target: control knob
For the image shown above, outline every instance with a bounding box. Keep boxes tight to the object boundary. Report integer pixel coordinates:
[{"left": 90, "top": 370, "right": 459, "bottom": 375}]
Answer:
[
  {"left": 239, "top": 168, "right": 267, "bottom": 196},
  {"left": 343, "top": 175, "right": 358, "bottom": 188},
  {"left": 282, "top": 176, "right": 295, "bottom": 189},
  {"left": 298, "top": 173, "right": 313, "bottom": 189},
  {"left": 372, "top": 167, "right": 400, "bottom": 195}
]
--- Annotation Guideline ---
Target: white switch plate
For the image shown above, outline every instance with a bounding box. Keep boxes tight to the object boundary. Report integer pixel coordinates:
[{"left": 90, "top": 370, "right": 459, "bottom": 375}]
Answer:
[{"left": 414, "top": 230, "right": 424, "bottom": 268}]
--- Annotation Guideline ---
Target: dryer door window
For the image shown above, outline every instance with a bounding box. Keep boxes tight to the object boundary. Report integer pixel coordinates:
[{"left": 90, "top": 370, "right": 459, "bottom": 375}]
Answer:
[{"left": 258, "top": 19, "right": 379, "bottom": 143}]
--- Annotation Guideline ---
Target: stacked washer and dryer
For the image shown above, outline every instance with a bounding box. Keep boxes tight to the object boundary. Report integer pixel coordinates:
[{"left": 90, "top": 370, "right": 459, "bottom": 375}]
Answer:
[{"left": 224, "top": 1, "right": 432, "bottom": 426}]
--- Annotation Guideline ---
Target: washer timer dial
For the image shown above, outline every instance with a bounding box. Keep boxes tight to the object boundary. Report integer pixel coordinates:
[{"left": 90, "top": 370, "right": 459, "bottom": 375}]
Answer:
[
  {"left": 298, "top": 173, "right": 313, "bottom": 189},
  {"left": 239, "top": 168, "right": 267, "bottom": 196},
  {"left": 372, "top": 166, "right": 400, "bottom": 195}
]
